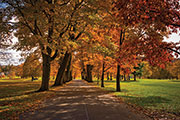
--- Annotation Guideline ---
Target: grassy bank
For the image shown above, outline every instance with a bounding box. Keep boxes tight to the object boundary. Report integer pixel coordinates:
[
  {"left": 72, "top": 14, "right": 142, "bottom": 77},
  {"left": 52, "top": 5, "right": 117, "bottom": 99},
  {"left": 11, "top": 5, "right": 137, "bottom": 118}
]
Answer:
[{"left": 95, "top": 79, "right": 180, "bottom": 114}]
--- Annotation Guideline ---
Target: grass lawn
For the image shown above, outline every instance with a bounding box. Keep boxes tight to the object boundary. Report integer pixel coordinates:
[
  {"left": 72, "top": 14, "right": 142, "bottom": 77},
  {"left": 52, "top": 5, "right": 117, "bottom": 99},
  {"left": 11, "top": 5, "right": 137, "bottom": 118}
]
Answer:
[
  {"left": 95, "top": 79, "right": 180, "bottom": 115},
  {"left": 0, "top": 77, "right": 60, "bottom": 120}
]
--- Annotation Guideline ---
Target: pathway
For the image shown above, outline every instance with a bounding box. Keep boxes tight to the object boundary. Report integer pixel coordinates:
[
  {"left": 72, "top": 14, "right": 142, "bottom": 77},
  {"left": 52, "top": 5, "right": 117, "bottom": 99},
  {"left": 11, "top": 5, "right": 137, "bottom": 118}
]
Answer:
[{"left": 20, "top": 79, "right": 150, "bottom": 120}]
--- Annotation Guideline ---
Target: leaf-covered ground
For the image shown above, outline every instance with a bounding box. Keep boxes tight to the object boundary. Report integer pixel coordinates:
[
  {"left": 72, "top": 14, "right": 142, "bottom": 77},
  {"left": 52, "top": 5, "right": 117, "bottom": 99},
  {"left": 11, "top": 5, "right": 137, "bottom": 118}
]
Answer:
[
  {"left": 0, "top": 78, "right": 61, "bottom": 120},
  {"left": 95, "top": 79, "right": 180, "bottom": 119}
]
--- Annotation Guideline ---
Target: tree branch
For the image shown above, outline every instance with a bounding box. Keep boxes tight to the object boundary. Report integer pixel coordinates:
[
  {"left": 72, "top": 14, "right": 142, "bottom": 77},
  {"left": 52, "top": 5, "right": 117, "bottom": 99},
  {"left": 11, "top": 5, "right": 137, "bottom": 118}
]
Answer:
[
  {"left": 167, "top": 47, "right": 180, "bottom": 55},
  {"left": 104, "top": 66, "right": 112, "bottom": 72},
  {"left": 50, "top": 49, "right": 58, "bottom": 61}
]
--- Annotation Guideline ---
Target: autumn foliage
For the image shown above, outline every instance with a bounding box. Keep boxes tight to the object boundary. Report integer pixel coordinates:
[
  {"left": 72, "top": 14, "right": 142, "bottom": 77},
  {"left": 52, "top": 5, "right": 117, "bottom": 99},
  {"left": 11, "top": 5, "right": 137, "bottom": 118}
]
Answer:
[{"left": 0, "top": 0, "right": 180, "bottom": 92}]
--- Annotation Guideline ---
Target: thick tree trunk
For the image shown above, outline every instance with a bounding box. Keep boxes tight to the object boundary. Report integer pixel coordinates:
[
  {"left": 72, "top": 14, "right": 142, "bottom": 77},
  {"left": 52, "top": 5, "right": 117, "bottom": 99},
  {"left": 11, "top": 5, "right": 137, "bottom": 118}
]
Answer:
[
  {"left": 38, "top": 53, "right": 51, "bottom": 91},
  {"left": 110, "top": 73, "right": 113, "bottom": 81},
  {"left": 86, "top": 64, "right": 93, "bottom": 82},
  {"left": 107, "top": 72, "right": 109, "bottom": 80},
  {"left": 53, "top": 52, "right": 71, "bottom": 86},
  {"left": 63, "top": 72, "right": 67, "bottom": 83},
  {"left": 116, "top": 65, "right": 121, "bottom": 92},
  {"left": 101, "top": 62, "right": 105, "bottom": 87},
  {"left": 66, "top": 55, "right": 72, "bottom": 82}
]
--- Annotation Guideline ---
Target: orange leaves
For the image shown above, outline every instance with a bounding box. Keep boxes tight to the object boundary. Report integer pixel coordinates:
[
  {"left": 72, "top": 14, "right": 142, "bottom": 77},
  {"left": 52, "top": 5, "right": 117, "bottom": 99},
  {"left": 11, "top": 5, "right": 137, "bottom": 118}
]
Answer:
[{"left": 141, "top": 15, "right": 150, "bottom": 19}]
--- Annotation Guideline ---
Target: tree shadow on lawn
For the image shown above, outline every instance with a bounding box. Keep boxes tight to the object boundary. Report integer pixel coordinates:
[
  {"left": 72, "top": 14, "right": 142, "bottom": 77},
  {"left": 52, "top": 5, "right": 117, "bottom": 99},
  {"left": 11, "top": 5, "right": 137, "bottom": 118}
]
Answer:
[{"left": 118, "top": 95, "right": 171, "bottom": 107}]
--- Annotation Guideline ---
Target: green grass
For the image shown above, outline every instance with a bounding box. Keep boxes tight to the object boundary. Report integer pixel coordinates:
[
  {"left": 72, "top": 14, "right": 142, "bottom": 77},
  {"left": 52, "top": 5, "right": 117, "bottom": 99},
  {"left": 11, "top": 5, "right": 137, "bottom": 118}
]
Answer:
[
  {"left": 0, "top": 77, "right": 59, "bottom": 120},
  {"left": 95, "top": 79, "right": 180, "bottom": 114}
]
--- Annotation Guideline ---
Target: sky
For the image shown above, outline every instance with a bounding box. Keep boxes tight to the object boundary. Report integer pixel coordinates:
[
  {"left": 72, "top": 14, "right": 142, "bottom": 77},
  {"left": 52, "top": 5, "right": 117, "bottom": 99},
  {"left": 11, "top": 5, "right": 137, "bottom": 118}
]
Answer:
[
  {"left": 0, "top": 33, "right": 179, "bottom": 66},
  {"left": 164, "top": 32, "right": 180, "bottom": 43}
]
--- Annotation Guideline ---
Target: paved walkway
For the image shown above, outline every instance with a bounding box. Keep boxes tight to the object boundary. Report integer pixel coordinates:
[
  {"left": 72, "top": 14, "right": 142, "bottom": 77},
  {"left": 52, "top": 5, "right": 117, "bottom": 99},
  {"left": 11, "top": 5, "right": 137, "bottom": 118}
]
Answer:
[{"left": 20, "top": 79, "right": 150, "bottom": 120}]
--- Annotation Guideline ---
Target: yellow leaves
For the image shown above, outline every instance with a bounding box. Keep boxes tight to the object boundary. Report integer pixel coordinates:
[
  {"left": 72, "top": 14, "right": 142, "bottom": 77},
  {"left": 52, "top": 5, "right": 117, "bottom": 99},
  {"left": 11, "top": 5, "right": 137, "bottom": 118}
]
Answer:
[{"left": 66, "top": 41, "right": 78, "bottom": 51}]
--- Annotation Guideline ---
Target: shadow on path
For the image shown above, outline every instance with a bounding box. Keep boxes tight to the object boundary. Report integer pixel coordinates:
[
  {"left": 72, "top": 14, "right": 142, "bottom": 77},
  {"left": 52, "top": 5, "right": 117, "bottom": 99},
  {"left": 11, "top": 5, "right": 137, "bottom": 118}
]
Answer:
[{"left": 20, "top": 79, "right": 150, "bottom": 120}]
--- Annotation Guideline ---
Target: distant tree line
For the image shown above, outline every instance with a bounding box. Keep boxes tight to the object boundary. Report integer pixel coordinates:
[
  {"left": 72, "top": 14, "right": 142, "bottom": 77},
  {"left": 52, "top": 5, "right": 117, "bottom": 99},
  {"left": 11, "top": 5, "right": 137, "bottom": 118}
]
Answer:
[{"left": 142, "top": 59, "right": 180, "bottom": 80}]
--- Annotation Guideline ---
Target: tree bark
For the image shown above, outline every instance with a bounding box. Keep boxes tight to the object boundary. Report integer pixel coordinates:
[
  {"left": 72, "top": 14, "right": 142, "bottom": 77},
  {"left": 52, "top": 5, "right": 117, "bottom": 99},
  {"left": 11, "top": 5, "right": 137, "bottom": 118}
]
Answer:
[
  {"left": 63, "top": 72, "right": 67, "bottom": 83},
  {"left": 38, "top": 52, "right": 51, "bottom": 91},
  {"left": 86, "top": 64, "right": 93, "bottom": 82},
  {"left": 101, "top": 62, "right": 105, "bottom": 87},
  {"left": 66, "top": 54, "right": 72, "bottom": 82},
  {"left": 116, "top": 65, "right": 121, "bottom": 92},
  {"left": 53, "top": 52, "right": 71, "bottom": 86}
]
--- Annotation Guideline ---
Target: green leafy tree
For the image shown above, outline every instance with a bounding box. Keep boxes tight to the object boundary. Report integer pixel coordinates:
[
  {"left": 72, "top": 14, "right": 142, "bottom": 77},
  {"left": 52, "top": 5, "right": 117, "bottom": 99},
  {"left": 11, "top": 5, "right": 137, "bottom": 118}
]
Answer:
[{"left": 132, "top": 63, "right": 144, "bottom": 81}]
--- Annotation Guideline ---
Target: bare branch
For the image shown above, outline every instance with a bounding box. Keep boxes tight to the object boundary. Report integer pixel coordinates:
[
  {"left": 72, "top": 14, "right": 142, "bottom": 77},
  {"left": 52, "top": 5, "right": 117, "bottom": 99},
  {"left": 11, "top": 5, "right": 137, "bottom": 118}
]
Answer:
[{"left": 167, "top": 47, "right": 180, "bottom": 55}]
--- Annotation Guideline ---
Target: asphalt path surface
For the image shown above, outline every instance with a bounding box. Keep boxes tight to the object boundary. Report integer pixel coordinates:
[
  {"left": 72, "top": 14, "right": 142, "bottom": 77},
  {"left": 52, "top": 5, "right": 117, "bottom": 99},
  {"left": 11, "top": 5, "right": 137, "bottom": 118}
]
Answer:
[{"left": 20, "top": 79, "right": 150, "bottom": 120}]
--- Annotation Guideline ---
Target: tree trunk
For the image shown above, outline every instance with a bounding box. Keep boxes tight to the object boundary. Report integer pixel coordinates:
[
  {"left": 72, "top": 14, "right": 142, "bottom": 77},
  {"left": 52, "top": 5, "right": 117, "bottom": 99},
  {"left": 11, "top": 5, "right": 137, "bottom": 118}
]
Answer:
[
  {"left": 124, "top": 74, "right": 126, "bottom": 81},
  {"left": 86, "top": 64, "right": 93, "bottom": 82},
  {"left": 97, "top": 73, "right": 100, "bottom": 85},
  {"left": 63, "top": 72, "right": 67, "bottom": 83},
  {"left": 116, "top": 65, "right": 121, "bottom": 92},
  {"left": 66, "top": 55, "right": 72, "bottom": 82},
  {"left": 53, "top": 52, "right": 71, "bottom": 86},
  {"left": 69, "top": 70, "right": 73, "bottom": 81},
  {"left": 127, "top": 74, "right": 130, "bottom": 81},
  {"left": 38, "top": 53, "right": 51, "bottom": 91},
  {"left": 101, "top": 62, "right": 105, "bottom": 87},
  {"left": 134, "top": 73, "right": 136, "bottom": 81},
  {"left": 107, "top": 72, "right": 109, "bottom": 80},
  {"left": 110, "top": 73, "right": 113, "bottom": 81},
  {"left": 81, "top": 68, "right": 86, "bottom": 80},
  {"left": 80, "top": 60, "right": 86, "bottom": 80},
  {"left": 97, "top": 74, "right": 100, "bottom": 80}
]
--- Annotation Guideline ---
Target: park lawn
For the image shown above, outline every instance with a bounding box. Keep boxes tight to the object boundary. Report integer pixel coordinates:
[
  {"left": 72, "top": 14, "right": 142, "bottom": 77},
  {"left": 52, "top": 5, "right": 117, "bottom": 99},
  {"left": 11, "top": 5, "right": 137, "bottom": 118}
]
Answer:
[
  {"left": 0, "top": 78, "right": 60, "bottom": 120},
  {"left": 96, "top": 79, "right": 180, "bottom": 115}
]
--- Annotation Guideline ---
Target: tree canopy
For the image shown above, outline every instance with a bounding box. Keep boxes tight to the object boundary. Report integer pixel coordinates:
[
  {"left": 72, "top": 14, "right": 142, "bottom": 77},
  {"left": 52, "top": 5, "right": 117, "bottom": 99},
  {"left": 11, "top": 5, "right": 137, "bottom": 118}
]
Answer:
[{"left": 0, "top": 0, "right": 180, "bottom": 91}]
